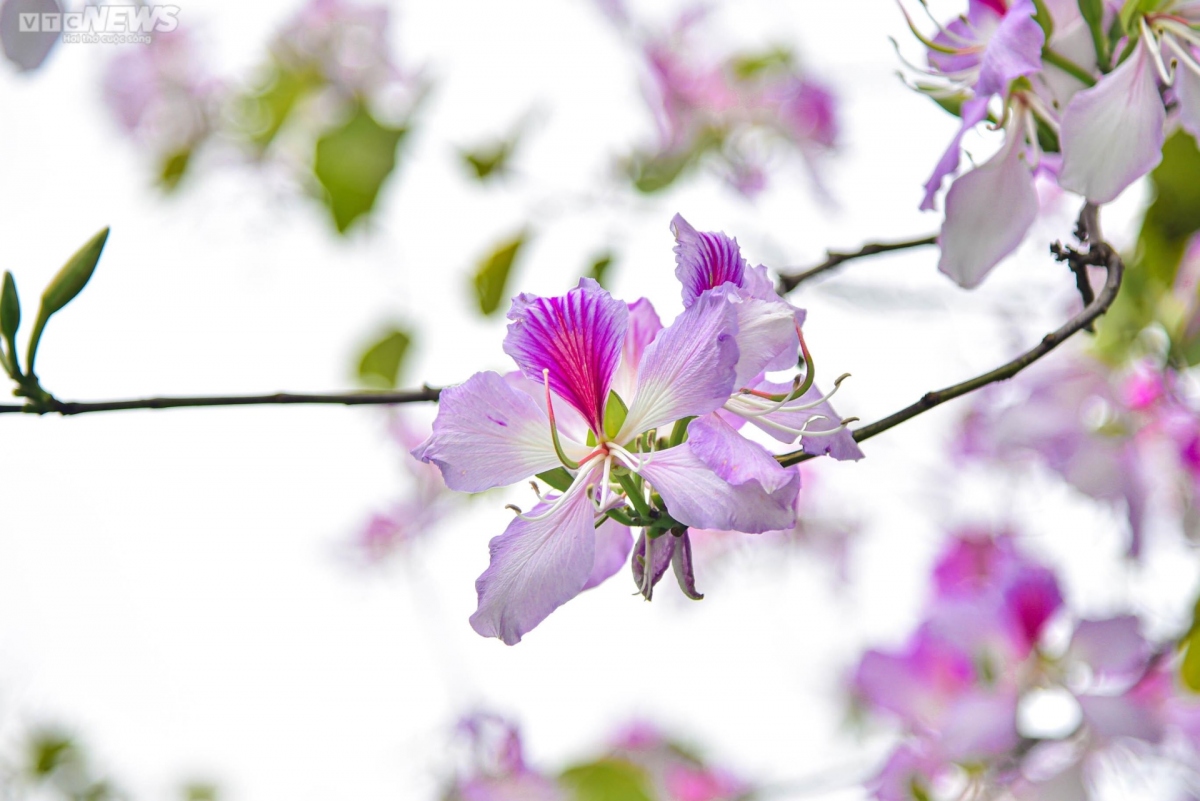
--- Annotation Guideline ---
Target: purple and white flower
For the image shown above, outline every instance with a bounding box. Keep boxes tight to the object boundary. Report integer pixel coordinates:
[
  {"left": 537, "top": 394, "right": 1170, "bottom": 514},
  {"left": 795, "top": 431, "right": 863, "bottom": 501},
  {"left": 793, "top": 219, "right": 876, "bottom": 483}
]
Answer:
[{"left": 416, "top": 215, "right": 857, "bottom": 643}]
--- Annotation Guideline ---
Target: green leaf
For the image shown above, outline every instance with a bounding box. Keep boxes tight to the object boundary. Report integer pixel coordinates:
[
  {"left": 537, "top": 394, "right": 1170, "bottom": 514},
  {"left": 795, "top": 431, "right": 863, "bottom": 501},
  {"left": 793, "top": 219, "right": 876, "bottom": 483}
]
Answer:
[
  {"left": 729, "top": 47, "right": 792, "bottom": 80},
  {"left": 356, "top": 327, "right": 412, "bottom": 389},
  {"left": 313, "top": 105, "right": 408, "bottom": 233},
  {"left": 241, "top": 62, "right": 323, "bottom": 150},
  {"left": 26, "top": 227, "right": 110, "bottom": 374},
  {"left": 462, "top": 140, "right": 514, "bottom": 181},
  {"left": 603, "top": 389, "right": 627, "bottom": 440},
  {"left": 472, "top": 232, "right": 527, "bottom": 316},
  {"left": 27, "top": 731, "right": 77, "bottom": 778},
  {"left": 587, "top": 252, "right": 614, "bottom": 288},
  {"left": 158, "top": 149, "right": 192, "bottom": 191},
  {"left": 559, "top": 759, "right": 654, "bottom": 801},
  {"left": 537, "top": 468, "right": 573, "bottom": 491},
  {"left": 1, "top": 271, "right": 20, "bottom": 344}
]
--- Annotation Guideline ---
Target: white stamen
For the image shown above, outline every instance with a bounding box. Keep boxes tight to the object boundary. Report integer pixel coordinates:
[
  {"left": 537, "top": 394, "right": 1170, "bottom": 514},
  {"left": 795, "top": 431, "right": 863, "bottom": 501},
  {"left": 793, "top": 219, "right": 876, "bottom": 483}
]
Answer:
[{"left": 515, "top": 455, "right": 602, "bottom": 522}]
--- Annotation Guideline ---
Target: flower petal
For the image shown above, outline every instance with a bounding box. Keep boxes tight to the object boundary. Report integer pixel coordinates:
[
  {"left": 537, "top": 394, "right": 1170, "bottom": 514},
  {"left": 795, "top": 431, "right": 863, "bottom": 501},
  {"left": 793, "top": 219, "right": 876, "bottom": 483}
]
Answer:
[
  {"left": 504, "top": 278, "right": 629, "bottom": 434},
  {"left": 920, "top": 97, "right": 990, "bottom": 211},
  {"left": 687, "top": 414, "right": 798, "bottom": 493},
  {"left": 671, "top": 213, "right": 747, "bottom": 307},
  {"left": 582, "top": 517, "right": 633, "bottom": 591},
  {"left": 413, "top": 371, "right": 561, "bottom": 492},
  {"left": 469, "top": 468, "right": 601, "bottom": 645},
  {"left": 727, "top": 292, "right": 799, "bottom": 387},
  {"left": 975, "top": 0, "right": 1045, "bottom": 97},
  {"left": 1059, "top": 38, "right": 1165, "bottom": 204},
  {"left": 637, "top": 442, "right": 799, "bottom": 533},
  {"left": 1067, "top": 616, "right": 1150, "bottom": 681},
  {"left": 611, "top": 297, "right": 663, "bottom": 405},
  {"left": 937, "top": 124, "right": 1038, "bottom": 288},
  {"left": 619, "top": 288, "right": 739, "bottom": 438}
]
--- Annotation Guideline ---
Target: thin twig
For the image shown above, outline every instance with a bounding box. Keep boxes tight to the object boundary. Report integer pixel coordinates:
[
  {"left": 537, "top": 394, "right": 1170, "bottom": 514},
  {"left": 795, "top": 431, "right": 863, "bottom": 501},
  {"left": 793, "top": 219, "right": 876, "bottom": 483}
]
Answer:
[
  {"left": 777, "top": 233, "right": 939, "bottom": 293},
  {"left": 777, "top": 203, "right": 1123, "bottom": 467},
  {"left": 0, "top": 386, "right": 442, "bottom": 416}
]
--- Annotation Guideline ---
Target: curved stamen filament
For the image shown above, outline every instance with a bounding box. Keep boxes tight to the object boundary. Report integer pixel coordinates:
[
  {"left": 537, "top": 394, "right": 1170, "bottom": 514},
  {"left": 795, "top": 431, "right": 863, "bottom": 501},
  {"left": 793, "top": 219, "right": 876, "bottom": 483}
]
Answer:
[
  {"left": 1142, "top": 18, "right": 1175, "bottom": 85},
  {"left": 609, "top": 442, "right": 645, "bottom": 471},
  {"left": 543, "top": 368, "right": 580, "bottom": 470},
  {"left": 728, "top": 373, "right": 851, "bottom": 418},
  {"left": 748, "top": 412, "right": 857, "bottom": 440},
  {"left": 515, "top": 455, "right": 601, "bottom": 522}
]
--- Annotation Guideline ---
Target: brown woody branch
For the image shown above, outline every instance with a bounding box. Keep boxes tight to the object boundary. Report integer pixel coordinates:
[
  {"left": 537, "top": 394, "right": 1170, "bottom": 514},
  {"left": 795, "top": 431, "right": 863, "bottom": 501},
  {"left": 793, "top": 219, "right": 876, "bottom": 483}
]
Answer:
[
  {"left": 0, "top": 386, "right": 442, "bottom": 416},
  {"left": 777, "top": 233, "right": 939, "bottom": 292},
  {"left": 776, "top": 203, "right": 1123, "bottom": 467}
]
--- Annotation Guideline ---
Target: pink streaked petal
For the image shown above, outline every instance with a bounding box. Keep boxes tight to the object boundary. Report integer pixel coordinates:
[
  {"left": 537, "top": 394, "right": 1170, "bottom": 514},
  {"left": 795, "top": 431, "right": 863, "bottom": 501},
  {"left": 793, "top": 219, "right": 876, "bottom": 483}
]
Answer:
[
  {"left": 1059, "top": 38, "right": 1165, "bottom": 204},
  {"left": 582, "top": 517, "right": 633, "bottom": 591},
  {"left": 504, "top": 278, "right": 629, "bottom": 434},
  {"left": 921, "top": 97, "right": 990, "bottom": 211},
  {"left": 976, "top": 0, "right": 1046, "bottom": 97},
  {"left": 469, "top": 466, "right": 602, "bottom": 645},
  {"left": 938, "top": 124, "right": 1038, "bottom": 288},
  {"left": 687, "top": 414, "right": 798, "bottom": 494},
  {"left": 671, "top": 213, "right": 748, "bottom": 307},
  {"left": 413, "top": 371, "right": 561, "bottom": 493},
  {"left": 620, "top": 289, "right": 739, "bottom": 439},
  {"left": 636, "top": 442, "right": 799, "bottom": 533},
  {"left": 611, "top": 297, "right": 663, "bottom": 405}
]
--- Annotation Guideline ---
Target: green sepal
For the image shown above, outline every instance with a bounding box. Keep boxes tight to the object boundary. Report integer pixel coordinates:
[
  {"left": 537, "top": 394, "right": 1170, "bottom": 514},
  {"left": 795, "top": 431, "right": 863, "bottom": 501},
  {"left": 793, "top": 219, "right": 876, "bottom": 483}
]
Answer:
[
  {"left": 603, "top": 390, "right": 627, "bottom": 441},
  {"left": 669, "top": 416, "right": 695, "bottom": 447},
  {"left": 27, "top": 227, "right": 110, "bottom": 375},
  {"left": 537, "top": 468, "right": 573, "bottom": 492},
  {"left": 1, "top": 271, "right": 20, "bottom": 378}
]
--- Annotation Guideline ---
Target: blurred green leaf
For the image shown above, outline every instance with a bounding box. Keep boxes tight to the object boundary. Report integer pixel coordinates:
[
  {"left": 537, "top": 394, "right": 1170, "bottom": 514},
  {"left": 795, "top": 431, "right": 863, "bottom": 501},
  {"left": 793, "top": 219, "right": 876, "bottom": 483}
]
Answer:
[
  {"left": 462, "top": 140, "right": 515, "bottom": 181},
  {"left": 27, "top": 731, "right": 76, "bottom": 778},
  {"left": 314, "top": 105, "right": 407, "bottom": 234},
  {"left": 158, "top": 149, "right": 192, "bottom": 191},
  {"left": 630, "top": 151, "right": 693, "bottom": 194},
  {"left": 559, "top": 759, "right": 654, "bottom": 801},
  {"left": 587, "top": 252, "right": 615, "bottom": 288},
  {"left": 183, "top": 782, "right": 219, "bottom": 801},
  {"left": 26, "top": 227, "right": 109, "bottom": 374},
  {"left": 1096, "top": 132, "right": 1200, "bottom": 364},
  {"left": 357, "top": 327, "right": 412, "bottom": 389},
  {"left": 729, "top": 47, "right": 792, "bottom": 80},
  {"left": 1182, "top": 594, "right": 1200, "bottom": 692},
  {"left": 242, "top": 62, "right": 322, "bottom": 150},
  {"left": 472, "top": 232, "right": 527, "bottom": 316}
]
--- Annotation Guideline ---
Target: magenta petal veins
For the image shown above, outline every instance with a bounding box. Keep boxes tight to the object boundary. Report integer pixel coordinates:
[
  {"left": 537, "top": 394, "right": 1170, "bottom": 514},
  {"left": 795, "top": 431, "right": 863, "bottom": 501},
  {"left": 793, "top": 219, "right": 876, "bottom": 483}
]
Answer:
[{"left": 504, "top": 277, "right": 629, "bottom": 434}]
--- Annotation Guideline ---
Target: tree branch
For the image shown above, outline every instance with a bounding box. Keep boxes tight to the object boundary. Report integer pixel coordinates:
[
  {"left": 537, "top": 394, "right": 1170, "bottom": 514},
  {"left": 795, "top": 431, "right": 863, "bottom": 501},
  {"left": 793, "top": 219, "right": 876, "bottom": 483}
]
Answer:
[
  {"left": 777, "top": 233, "right": 939, "bottom": 293},
  {"left": 778, "top": 203, "right": 1123, "bottom": 467},
  {"left": 0, "top": 386, "right": 442, "bottom": 416}
]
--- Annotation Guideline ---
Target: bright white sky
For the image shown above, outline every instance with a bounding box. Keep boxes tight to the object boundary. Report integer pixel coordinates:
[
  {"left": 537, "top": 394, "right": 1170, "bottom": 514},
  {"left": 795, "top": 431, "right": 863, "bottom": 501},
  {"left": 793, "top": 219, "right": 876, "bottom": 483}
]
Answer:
[{"left": 0, "top": 1, "right": 1191, "bottom": 799}]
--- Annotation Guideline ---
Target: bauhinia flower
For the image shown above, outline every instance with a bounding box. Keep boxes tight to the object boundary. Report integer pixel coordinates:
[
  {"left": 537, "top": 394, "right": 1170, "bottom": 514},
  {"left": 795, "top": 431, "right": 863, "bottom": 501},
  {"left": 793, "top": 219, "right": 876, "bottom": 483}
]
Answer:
[{"left": 415, "top": 215, "right": 857, "bottom": 644}]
